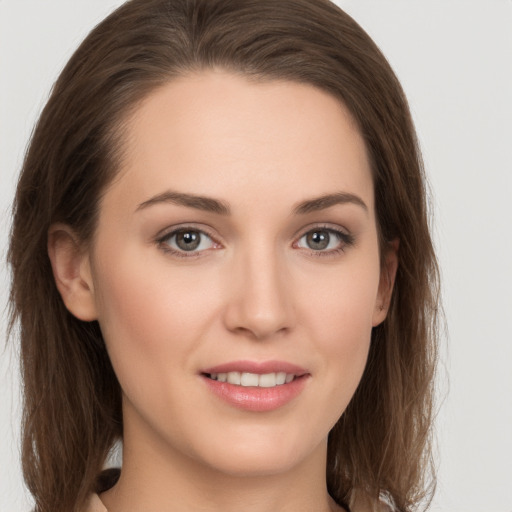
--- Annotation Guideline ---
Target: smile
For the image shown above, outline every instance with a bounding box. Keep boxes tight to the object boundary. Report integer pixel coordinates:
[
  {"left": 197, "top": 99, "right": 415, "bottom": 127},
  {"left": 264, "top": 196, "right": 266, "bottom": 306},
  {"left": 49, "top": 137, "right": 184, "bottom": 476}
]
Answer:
[
  {"left": 207, "top": 371, "right": 296, "bottom": 388},
  {"left": 201, "top": 361, "right": 309, "bottom": 412}
]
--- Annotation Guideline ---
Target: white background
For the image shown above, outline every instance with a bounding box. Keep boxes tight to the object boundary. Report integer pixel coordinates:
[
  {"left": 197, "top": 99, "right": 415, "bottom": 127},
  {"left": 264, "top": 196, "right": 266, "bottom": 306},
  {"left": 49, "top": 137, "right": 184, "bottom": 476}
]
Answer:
[{"left": 1, "top": 1, "right": 511, "bottom": 511}]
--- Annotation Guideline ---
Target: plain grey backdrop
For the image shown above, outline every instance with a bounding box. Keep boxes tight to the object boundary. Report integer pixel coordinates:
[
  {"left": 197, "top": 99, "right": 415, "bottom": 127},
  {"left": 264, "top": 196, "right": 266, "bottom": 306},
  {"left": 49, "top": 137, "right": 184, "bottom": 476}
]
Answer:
[{"left": 1, "top": 1, "right": 511, "bottom": 511}]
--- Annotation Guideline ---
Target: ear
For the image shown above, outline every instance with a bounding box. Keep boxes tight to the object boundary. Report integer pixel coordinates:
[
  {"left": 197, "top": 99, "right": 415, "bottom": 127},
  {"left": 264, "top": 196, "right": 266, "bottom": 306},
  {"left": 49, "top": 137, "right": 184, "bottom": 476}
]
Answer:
[
  {"left": 47, "top": 223, "right": 98, "bottom": 321},
  {"left": 372, "top": 238, "right": 399, "bottom": 327}
]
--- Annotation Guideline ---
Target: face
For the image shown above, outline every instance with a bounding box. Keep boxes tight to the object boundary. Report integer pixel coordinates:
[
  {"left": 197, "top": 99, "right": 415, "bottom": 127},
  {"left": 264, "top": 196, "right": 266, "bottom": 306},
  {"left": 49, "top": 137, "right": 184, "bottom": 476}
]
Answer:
[{"left": 58, "top": 70, "right": 395, "bottom": 478}]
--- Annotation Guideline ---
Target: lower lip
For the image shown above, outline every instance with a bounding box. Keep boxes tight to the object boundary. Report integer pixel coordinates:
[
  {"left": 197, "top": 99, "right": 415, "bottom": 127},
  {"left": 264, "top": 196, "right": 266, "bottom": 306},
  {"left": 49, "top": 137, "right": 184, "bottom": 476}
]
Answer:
[{"left": 202, "top": 375, "right": 309, "bottom": 412}]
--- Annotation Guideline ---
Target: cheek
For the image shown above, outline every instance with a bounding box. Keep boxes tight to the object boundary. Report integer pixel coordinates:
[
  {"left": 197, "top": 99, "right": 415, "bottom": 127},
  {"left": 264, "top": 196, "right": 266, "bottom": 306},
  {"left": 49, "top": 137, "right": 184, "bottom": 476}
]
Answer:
[
  {"left": 91, "top": 243, "right": 226, "bottom": 381},
  {"left": 297, "top": 256, "right": 380, "bottom": 400},
  {"left": 300, "top": 255, "right": 380, "bottom": 341}
]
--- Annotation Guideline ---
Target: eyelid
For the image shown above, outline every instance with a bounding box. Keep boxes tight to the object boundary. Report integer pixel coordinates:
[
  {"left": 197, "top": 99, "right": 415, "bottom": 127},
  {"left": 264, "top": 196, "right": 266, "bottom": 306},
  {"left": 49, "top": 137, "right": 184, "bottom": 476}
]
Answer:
[
  {"left": 155, "top": 222, "right": 218, "bottom": 241},
  {"left": 293, "top": 222, "right": 352, "bottom": 240}
]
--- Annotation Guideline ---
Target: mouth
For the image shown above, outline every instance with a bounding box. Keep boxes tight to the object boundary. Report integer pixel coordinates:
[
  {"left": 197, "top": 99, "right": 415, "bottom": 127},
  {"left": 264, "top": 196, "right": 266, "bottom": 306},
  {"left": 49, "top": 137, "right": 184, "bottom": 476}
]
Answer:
[
  {"left": 204, "top": 371, "right": 297, "bottom": 388},
  {"left": 200, "top": 361, "right": 309, "bottom": 412}
]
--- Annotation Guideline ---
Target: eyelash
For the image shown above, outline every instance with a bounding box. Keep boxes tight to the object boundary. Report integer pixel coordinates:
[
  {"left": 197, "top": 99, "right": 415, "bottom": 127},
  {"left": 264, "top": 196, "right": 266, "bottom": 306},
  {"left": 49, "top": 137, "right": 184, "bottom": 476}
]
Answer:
[{"left": 155, "top": 224, "right": 355, "bottom": 259}]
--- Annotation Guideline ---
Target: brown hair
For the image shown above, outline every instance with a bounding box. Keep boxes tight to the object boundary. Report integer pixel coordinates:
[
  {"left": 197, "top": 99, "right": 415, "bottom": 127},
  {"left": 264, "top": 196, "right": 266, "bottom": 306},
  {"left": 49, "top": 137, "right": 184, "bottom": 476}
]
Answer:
[{"left": 8, "top": 1, "right": 439, "bottom": 511}]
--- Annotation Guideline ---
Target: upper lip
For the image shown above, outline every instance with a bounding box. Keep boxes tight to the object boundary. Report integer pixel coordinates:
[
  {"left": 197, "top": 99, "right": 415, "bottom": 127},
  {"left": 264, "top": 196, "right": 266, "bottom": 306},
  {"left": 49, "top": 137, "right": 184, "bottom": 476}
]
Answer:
[{"left": 201, "top": 360, "right": 309, "bottom": 376}]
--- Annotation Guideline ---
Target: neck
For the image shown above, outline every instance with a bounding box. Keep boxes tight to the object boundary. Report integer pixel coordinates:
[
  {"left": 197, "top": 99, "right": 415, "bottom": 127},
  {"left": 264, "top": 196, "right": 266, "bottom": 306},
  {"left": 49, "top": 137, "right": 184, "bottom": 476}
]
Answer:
[{"left": 100, "top": 410, "right": 341, "bottom": 512}]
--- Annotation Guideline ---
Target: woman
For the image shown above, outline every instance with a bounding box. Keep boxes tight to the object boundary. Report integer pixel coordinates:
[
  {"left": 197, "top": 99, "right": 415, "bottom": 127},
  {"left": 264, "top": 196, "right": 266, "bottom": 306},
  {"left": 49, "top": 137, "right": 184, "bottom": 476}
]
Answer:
[{"left": 8, "top": 0, "right": 439, "bottom": 511}]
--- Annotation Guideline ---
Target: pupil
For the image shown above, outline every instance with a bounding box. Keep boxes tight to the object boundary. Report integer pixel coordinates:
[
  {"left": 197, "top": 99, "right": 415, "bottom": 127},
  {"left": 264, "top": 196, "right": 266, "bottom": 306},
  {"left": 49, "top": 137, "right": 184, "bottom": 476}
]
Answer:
[
  {"left": 176, "top": 230, "right": 200, "bottom": 251},
  {"left": 307, "top": 230, "right": 330, "bottom": 250}
]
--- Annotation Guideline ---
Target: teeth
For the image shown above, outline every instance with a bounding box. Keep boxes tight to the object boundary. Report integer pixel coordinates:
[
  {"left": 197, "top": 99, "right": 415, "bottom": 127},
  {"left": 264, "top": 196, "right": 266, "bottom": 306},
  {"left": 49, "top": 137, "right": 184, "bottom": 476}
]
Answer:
[
  {"left": 258, "top": 373, "right": 276, "bottom": 387},
  {"left": 227, "top": 371, "right": 241, "bottom": 385},
  {"left": 241, "top": 372, "right": 259, "bottom": 386},
  {"left": 209, "top": 371, "right": 296, "bottom": 387}
]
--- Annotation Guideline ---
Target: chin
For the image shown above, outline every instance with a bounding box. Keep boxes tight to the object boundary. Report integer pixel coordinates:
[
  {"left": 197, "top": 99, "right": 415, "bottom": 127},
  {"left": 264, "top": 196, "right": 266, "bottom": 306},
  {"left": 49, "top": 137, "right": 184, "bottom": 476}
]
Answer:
[
  {"left": 203, "top": 449, "right": 306, "bottom": 478},
  {"left": 189, "top": 427, "right": 323, "bottom": 478}
]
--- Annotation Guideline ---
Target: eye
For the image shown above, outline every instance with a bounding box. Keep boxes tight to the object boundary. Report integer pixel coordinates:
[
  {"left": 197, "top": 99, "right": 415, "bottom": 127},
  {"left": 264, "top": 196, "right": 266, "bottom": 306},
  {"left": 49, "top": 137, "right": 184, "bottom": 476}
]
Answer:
[
  {"left": 159, "top": 228, "right": 216, "bottom": 254},
  {"left": 296, "top": 227, "right": 353, "bottom": 253}
]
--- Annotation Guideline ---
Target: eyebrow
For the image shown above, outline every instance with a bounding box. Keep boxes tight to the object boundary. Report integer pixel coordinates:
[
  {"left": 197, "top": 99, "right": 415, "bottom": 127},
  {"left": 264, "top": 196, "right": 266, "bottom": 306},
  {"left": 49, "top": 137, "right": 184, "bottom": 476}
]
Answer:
[
  {"left": 293, "top": 192, "right": 368, "bottom": 215},
  {"left": 136, "top": 190, "right": 368, "bottom": 216},
  {"left": 136, "top": 190, "right": 231, "bottom": 215}
]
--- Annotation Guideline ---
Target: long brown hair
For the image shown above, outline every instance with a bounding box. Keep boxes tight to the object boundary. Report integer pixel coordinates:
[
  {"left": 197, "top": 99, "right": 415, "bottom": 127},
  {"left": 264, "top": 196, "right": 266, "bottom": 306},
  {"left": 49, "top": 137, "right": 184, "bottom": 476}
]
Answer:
[{"left": 8, "top": 1, "right": 439, "bottom": 511}]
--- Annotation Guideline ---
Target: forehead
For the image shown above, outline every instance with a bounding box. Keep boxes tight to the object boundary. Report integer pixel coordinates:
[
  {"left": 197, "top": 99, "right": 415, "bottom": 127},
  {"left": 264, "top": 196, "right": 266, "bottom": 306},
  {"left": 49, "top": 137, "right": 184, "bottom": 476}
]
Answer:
[{"left": 107, "top": 70, "right": 374, "bottom": 215}]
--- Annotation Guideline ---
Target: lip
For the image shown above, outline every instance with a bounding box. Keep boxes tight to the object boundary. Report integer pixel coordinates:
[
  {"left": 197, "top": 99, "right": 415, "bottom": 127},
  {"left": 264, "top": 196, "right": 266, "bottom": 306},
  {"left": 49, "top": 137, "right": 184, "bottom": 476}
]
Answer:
[
  {"left": 200, "top": 360, "right": 310, "bottom": 412},
  {"left": 202, "top": 360, "right": 308, "bottom": 376}
]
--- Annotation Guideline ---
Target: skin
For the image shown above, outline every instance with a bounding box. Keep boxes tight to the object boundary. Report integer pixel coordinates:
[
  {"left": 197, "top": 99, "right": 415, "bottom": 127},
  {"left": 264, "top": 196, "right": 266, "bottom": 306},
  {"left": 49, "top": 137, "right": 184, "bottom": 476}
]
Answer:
[{"left": 49, "top": 70, "right": 397, "bottom": 512}]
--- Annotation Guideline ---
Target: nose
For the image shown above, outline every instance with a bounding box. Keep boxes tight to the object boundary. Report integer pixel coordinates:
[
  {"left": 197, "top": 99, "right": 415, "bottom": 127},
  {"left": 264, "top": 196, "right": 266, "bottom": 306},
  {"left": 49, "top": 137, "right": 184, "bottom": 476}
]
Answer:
[{"left": 223, "top": 246, "right": 295, "bottom": 340}]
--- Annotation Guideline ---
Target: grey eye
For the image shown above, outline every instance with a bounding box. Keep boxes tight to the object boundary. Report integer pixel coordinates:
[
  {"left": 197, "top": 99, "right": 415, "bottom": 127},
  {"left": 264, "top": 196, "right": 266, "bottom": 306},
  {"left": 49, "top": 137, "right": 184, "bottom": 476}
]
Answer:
[
  {"left": 164, "top": 229, "right": 214, "bottom": 252},
  {"left": 175, "top": 230, "right": 201, "bottom": 251},
  {"left": 305, "top": 230, "right": 330, "bottom": 250},
  {"left": 297, "top": 229, "right": 344, "bottom": 251}
]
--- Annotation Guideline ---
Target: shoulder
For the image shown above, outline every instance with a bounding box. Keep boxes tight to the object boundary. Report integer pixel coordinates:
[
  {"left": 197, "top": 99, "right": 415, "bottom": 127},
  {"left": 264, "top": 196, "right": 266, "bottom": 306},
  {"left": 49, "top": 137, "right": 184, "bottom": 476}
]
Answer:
[{"left": 82, "top": 494, "right": 108, "bottom": 512}]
